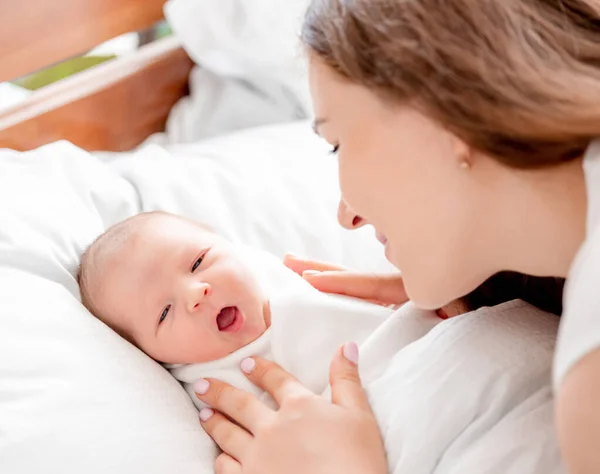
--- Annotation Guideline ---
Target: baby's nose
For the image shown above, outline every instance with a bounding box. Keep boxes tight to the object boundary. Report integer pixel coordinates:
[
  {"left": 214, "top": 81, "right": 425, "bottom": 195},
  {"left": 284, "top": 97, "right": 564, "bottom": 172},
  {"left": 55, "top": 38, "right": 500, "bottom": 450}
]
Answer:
[{"left": 186, "top": 282, "right": 211, "bottom": 313}]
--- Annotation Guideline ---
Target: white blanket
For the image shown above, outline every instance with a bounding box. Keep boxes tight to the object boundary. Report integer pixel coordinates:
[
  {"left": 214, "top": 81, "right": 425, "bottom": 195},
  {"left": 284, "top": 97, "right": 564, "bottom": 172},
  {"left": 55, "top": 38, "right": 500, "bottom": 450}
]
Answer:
[{"left": 169, "top": 248, "right": 564, "bottom": 473}]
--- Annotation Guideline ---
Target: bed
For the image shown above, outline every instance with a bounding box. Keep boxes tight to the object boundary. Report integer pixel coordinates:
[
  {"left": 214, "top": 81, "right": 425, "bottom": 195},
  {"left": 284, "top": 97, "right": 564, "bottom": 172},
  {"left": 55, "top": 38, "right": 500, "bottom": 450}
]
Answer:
[{"left": 0, "top": 2, "right": 393, "bottom": 473}]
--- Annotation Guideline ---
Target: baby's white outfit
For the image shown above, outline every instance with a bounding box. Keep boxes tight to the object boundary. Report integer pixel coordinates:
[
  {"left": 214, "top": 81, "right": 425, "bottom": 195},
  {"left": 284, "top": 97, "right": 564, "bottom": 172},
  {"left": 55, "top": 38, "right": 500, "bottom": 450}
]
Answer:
[
  {"left": 168, "top": 247, "right": 564, "bottom": 473},
  {"left": 168, "top": 247, "right": 399, "bottom": 407}
]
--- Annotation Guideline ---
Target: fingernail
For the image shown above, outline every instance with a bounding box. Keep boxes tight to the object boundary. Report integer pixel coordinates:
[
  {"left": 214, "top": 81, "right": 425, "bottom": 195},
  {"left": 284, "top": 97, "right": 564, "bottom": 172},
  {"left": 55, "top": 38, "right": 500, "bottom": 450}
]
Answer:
[
  {"left": 302, "top": 270, "right": 321, "bottom": 277},
  {"left": 240, "top": 357, "right": 256, "bottom": 374},
  {"left": 194, "top": 378, "right": 210, "bottom": 395},
  {"left": 343, "top": 342, "right": 359, "bottom": 365},
  {"left": 199, "top": 408, "right": 214, "bottom": 422}
]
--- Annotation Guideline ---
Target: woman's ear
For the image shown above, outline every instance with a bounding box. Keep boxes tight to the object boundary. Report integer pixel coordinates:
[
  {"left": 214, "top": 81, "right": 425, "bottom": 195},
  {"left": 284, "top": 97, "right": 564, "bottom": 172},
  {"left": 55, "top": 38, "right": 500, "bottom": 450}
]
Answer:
[{"left": 451, "top": 136, "right": 474, "bottom": 170}]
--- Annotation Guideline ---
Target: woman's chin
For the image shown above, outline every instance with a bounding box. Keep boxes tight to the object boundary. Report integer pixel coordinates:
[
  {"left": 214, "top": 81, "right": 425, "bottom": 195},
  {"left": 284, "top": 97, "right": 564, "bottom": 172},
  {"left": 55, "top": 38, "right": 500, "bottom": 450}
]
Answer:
[
  {"left": 383, "top": 243, "right": 402, "bottom": 268},
  {"left": 404, "top": 279, "right": 451, "bottom": 310}
]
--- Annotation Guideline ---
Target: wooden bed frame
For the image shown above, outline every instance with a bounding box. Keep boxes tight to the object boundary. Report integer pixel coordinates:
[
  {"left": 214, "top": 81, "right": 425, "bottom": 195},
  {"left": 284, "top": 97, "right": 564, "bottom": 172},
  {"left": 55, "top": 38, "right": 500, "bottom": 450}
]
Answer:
[{"left": 0, "top": 0, "right": 194, "bottom": 151}]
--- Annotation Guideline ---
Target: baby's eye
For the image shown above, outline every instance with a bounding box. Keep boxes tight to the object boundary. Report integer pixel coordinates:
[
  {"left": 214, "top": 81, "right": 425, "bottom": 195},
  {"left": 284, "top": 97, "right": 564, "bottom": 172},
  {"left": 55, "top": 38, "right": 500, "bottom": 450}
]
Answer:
[
  {"left": 159, "top": 305, "right": 171, "bottom": 324},
  {"left": 329, "top": 144, "right": 339, "bottom": 156},
  {"left": 191, "top": 255, "right": 203, "bottom": 273}
]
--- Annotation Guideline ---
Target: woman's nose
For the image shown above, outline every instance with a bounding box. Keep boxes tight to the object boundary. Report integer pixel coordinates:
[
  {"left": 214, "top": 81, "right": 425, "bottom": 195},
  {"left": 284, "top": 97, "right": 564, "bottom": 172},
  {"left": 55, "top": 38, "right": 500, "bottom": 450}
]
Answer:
[
  {"left": 338, "top": 199, "right": 367, "bottom": 230},
  {"left": 185, "top": 282, "right": 211, "bottom": 313}
]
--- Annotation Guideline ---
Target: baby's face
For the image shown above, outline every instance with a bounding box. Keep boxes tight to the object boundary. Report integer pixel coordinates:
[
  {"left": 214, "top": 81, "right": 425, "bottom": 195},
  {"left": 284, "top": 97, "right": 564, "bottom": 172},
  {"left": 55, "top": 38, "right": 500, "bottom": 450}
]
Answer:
[{"left": 95, "top": 215, "right": 269, "bottom": 364}]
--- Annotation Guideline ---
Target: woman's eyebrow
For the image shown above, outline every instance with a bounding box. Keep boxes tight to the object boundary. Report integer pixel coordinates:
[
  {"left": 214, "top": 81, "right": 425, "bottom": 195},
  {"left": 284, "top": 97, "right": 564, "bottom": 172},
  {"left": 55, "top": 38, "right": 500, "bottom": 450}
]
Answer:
[{"left": 312, "top": 118, "right": 328, "bottom": 136}]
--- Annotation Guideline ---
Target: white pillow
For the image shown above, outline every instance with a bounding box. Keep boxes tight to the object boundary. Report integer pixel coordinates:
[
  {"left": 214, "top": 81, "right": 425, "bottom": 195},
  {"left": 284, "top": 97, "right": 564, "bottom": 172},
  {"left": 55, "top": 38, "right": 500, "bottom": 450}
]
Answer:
[
  {"left": 0, "top": 123, "right": 392, "bottom": 473},
  {"left": 112, "top": 122, "right": 392, "bottom": 272},
  {"left": 164, "top": 0, "right": 312, "bottom": 112},
  {"left": 0, "top": 144, "right": 211, "bottom": 474},
  {"left": 161, "top": 0, "right": 313, "bottom": 144}
]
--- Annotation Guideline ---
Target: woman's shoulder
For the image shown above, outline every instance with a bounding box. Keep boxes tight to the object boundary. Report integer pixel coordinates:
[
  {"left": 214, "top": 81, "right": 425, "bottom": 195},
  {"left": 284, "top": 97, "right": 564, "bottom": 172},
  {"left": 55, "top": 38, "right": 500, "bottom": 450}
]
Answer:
[
  {"left": 383, "top": 300, "right": 558, "bottom": 386},
  {"left": 555, "top": 221, "right": 600, "bottom": 387}
]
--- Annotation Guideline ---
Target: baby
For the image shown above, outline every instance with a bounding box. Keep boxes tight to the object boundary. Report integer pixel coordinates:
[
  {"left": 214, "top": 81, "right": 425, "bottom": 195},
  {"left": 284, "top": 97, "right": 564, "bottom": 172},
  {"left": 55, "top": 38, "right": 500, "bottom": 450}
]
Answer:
[
  {"left": 78, "top": 211, "right": 418, "bottom": 402},
  {"left": 78, "top": 211, "right": 563, "bottom": 473},
  {"left": 77, "top": 211, "right": 475, "bottom": 385}
]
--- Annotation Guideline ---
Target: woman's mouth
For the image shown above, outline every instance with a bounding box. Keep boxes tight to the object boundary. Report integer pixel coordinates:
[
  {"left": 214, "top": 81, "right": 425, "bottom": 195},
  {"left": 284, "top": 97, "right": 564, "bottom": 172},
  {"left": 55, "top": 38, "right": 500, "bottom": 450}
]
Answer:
[
  {"left": 216, "top": 307, "right": 245, "bottom": 333},
  {"left": 376, "top": 231, "right": 388, "bottom": 246}
]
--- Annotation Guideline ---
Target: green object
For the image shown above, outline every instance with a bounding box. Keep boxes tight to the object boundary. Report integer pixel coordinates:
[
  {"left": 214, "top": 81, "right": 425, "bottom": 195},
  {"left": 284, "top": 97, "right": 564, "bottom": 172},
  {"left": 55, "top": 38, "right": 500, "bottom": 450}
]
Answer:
[
  {"left": 155, "top": 22, "right": 173, "bottom": 39},
  {"left": 13, "top": 55, "right": 115, "bottom": 91}
]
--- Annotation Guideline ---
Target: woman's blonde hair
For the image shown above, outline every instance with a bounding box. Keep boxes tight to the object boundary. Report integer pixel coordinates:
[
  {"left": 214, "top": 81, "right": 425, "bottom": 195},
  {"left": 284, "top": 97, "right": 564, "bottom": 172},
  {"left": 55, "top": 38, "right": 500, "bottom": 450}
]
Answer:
[{"left": 302, "top": 0, "right": 600, "bottom": 168}]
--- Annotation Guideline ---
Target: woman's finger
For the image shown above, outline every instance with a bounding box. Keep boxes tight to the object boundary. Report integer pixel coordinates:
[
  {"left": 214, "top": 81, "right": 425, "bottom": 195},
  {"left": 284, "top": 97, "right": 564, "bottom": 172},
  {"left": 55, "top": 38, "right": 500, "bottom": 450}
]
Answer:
[
  {"left": 283, "top": 254, "right": 347, "bottom": 275},
  {"left": 199, "top": 408, "right": 253, "bottom": 462},
  {"left": 214, "top": 453, "right": 242, "bottom": 474},
  {"left": 329, "top": 342, "right": 373, "bottom": 413},
  {"left": 303, "top": 271, "right": 408, "bottom": 305},
  {"left": 194, "top": 379, "right": 273, "bottom": 432},
  {"left": 239, "top": 357, "right": 313, "bottom": 407}
]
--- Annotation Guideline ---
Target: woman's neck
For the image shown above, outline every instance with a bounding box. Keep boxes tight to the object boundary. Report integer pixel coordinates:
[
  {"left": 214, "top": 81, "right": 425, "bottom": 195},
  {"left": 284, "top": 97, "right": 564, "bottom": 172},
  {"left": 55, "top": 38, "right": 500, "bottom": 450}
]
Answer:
[{"left": 498, "top": 157, "right": 588, "bottom": 278}]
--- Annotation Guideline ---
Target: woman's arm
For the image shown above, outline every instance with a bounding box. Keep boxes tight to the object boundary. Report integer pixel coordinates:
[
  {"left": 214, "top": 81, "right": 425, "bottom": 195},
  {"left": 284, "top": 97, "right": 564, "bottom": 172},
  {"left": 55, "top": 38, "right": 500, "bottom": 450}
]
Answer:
[
  {"left": 557, "top": 348, "right": 600, "bottom": 474},
  {"left": 195, "top": 344, "right": 387, "bottom": 474}
]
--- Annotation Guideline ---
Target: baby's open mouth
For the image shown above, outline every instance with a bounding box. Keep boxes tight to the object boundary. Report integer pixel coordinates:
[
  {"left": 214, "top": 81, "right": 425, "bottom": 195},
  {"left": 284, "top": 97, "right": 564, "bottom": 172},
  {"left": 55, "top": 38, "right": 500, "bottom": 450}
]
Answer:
[{"left": 216, "top": 306, "right": 244, "bottom": 333}]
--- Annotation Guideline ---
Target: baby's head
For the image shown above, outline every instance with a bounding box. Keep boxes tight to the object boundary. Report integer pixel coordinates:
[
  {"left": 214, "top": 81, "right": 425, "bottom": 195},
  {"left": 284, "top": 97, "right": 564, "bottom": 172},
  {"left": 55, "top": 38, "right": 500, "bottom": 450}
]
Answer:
[{"left": 78, "top": 212, "right": 270, "bottom": 365}]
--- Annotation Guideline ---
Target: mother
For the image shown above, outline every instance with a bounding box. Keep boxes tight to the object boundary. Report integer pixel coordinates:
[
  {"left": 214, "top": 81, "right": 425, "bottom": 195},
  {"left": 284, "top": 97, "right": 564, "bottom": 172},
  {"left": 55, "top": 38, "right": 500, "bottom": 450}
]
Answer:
[{"left": 194, "top": 1, "right": 600, "bottom": 472}]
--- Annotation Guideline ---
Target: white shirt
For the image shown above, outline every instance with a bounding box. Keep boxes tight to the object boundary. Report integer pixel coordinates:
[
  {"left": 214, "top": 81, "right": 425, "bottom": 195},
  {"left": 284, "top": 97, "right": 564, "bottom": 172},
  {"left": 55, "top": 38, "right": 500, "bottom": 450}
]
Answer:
[
  {"left": 365, "top": 300, "right": 562, "bottom": 474},
  {"left": 555, "top": 139, "right": 600, "bottom": 386}
]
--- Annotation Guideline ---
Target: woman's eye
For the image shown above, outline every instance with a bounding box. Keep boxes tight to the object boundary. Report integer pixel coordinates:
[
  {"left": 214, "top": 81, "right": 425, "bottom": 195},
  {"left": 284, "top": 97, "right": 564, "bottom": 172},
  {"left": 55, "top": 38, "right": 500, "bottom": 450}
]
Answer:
[
  {"left": 329, "top": 145, "right": 339, "bottom": 155},
  {"left": 159, "top": 305, "right": 170, "bottom": 324},
  {"left": 192, "top": 256, "right": 203, "bottom": 273}
]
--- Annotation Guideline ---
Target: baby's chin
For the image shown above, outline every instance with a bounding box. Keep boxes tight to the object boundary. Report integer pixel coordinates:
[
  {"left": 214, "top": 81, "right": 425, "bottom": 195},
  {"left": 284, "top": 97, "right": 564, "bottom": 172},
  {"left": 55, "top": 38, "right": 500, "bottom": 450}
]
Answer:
[{"left": 240, "top": 318, "right": 269, "bottom": 347}]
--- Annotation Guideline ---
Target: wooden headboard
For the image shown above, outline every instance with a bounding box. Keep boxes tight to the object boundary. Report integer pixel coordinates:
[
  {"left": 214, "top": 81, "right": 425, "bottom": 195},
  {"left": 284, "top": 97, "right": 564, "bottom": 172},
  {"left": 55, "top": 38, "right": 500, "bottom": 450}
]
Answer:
[{"left": 0, "top": 0, "right": 194, "bottom": 151}]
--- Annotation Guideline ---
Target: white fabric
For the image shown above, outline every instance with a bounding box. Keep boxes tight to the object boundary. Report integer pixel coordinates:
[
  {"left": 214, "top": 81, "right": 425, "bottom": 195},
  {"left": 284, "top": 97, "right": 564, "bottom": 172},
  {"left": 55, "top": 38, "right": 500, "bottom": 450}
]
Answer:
[
  {"left": 366, "top": 300, "right": 563, "bottom": 474},
  {"left": 168, "top": 249, "right": 396, "bottom": 411},
  {"left": 555, "top": 138, "right": 600, "bottom": 386},
  {"left": 160, "top": 0, "right": 312, "bottom": 143},
  {"left": 172, "top": 291, "right": 563, "bottom": 473},
  {"left": 159, "top": 67, "right": 308, "bottom": 145},
  {"left": 0, "top": 143, "right": 215, "bottom": 474},
  {"left": 164, "top": 0, "right": 310, "bottom": 104},
  {"left": 110, "top": 123, "right": 395, "bottom": 271},
  {"left": 0, "top": 122, "right": 393, "bottom": 474}
]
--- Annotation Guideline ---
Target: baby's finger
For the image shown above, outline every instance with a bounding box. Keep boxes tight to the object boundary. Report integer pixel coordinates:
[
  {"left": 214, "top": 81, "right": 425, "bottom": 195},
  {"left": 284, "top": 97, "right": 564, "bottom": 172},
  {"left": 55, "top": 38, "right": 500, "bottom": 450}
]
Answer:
[
  {"left": 240, "top": 357, "right": 312, "bottom": 407},
  {"left": 283, "top": 254, "right": 347, "bottom": 275},
  {"left": 215, "top": 453, "right": 242, "bottom": 474},
  {"left": 329, "top": 343, "right": 373, "bottom": 413},
  {"left": 200, "top": 408, "right": 252, "bottom": 462},
  {"left": 303, "top": 271, "right": 408, "bottom": 305}
]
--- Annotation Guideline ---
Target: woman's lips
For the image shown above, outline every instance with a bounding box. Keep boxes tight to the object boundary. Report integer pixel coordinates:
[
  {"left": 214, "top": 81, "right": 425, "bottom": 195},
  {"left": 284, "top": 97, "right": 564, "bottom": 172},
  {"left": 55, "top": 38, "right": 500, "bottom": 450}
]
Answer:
[
  {"left": 376, "top": 231, "right": 388, "bottom": 246},
  {"left": 216, "top": 307, "right": 246, "bottom": 333}
]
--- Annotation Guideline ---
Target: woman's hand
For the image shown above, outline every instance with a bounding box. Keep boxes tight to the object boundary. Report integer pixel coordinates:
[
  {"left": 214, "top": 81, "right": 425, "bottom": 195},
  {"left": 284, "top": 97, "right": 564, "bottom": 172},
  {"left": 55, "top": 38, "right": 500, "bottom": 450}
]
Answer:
[
  {"left": 195, "top": 343, "right": 387, "bottom": 474},
  {"left": 284, "top": 254, "right": 408, "bottom": 306}
]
